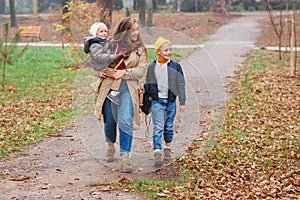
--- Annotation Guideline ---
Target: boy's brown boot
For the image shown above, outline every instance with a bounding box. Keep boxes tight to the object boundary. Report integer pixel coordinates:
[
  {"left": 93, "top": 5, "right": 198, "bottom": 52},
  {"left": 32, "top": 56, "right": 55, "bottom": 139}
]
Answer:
[
  {"left": 163, "top": 148, "right": 172, "bottom": 164},
  {"left": 154, "top": 153, "right": 163, "bottom": 168}
]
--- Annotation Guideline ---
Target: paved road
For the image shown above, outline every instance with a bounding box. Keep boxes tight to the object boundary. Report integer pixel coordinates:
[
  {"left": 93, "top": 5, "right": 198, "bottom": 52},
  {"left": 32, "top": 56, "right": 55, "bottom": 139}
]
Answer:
[{"left": 0, "top": 14, "right": 263, "bottom": 199}]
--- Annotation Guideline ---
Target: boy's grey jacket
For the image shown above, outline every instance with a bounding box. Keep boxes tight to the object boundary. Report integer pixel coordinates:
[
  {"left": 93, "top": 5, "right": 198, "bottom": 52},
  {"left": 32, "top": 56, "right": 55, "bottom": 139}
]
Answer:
[
  {"left": 86, "top": 37, "right": 112, "bottom": 71},
  {"left": 145, "top": 59, "right": 186, "bottom": 106}
]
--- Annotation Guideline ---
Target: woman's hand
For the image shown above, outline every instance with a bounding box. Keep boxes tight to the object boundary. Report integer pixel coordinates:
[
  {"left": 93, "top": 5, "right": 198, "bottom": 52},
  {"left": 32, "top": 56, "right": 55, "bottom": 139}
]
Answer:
[
  {"left": 99, "top": 71, "right": 107, "bottom": 78},
  {"left": 112, "top": 69, "right": 126, "bottom": 80}
]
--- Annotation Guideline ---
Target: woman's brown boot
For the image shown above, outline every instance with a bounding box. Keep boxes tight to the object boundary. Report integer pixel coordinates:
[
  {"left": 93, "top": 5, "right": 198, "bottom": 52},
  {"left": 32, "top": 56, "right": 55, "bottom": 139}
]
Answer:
[
  {"left": 105, "top": 147, "right": 115, "bottom": 162},
  {"left": 121, "top": 155, "right": 132, "bottom": 173}
]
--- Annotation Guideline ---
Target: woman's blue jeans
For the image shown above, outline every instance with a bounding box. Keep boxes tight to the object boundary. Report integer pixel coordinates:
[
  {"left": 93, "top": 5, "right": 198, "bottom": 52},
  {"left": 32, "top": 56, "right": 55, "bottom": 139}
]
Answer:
[
  {"left": 102, "top": 80, "right": 133, "bottom": 156},
  {"left": 151, "top": 98, "right": 177, "bottom": 149}
]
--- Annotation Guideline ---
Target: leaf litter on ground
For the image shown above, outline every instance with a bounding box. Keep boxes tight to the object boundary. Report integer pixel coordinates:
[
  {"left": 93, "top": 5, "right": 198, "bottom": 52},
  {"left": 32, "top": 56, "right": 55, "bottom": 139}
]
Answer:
[
  {"left": 110, "top": 50, "right": 300, "bottom": 199},
  {"left": 170, "top": 50, "right": 300, "bottom": 199}
]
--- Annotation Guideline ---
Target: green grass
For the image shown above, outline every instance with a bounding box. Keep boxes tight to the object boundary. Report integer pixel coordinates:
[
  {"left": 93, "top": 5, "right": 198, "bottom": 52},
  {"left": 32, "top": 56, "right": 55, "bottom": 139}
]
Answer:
[
  {"left": 0, "top": 46, "right": 78, "bottom": 157},
  {"left": 113, "top": 179, "right": 182, "bottom": 199},
  {"left": 3, "top": 46, "right": 76, "bottom": 98}
]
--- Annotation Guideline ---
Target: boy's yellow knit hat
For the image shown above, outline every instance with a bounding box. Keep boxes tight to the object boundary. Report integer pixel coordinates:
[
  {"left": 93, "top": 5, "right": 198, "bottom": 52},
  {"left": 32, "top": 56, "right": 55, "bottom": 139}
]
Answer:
[{"left": 155, "top": 37, "right": 171, "bottom": 54}]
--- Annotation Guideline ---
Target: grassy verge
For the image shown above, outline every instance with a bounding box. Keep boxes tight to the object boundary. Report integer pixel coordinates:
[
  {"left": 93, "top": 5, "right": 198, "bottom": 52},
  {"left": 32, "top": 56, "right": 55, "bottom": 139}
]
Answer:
[
  {"left": 0, "top": 46, "right": 78, "bottom": 157},
  {"left": 110, "top": 50, "right": 300, "bottom": 199}
]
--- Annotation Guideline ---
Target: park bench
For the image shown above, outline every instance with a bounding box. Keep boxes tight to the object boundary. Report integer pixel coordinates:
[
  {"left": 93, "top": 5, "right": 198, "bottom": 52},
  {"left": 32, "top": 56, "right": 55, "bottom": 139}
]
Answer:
[{"left": 19, "top": 26, "right": 42, "bottom": 41}]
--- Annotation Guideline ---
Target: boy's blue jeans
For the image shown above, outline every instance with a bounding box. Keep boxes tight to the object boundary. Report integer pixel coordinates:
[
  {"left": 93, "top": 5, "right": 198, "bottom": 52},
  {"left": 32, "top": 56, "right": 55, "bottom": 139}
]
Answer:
[
  {"left": 151, "top": 98, "right": 177, "bottom": 150},
  {"left": 102, "top": 80, "right": 133, "bottom": 156}
]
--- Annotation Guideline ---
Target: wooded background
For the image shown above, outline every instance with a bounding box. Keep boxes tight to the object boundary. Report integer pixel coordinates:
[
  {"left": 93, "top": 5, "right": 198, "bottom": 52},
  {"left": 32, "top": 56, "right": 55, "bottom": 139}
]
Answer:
[{"left": 1, "top": 0, "right": 300, "bottom": 15}]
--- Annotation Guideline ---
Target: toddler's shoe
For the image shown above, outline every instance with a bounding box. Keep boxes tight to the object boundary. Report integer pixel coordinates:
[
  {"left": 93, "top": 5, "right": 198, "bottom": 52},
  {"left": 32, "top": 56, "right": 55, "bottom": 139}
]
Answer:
[{"left": 107, "top": 91, "right": 121, "bottom": 105}]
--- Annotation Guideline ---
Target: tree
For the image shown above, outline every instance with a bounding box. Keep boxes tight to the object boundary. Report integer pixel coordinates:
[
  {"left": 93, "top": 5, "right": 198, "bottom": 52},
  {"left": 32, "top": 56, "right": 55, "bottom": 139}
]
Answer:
[
  {"left": 139, "top": 0, "right": 146, "bottom": 27},
  {"left": 153, "top": 0, "right": 158, "bottom": 12},
  {"left": 98, "top": 0, "right": 112, "bottom": 28},
  {"left": 9, "top": 0, "right": 17, "bottom": 27},
  {"left": 289, "top": 16, "right": 295, "bottom": 76},
  {"left": 61, "top": 0, "right": 70, "bottom": 48},
  {"left": 0, "top": 0, "right": 5, "bottom": 14},
  {"left": 138, "top": 0, "right": 153, "bottom": 27},
  {"left": 214, "top": 0, "right": 227, "bottom": 14},
  {"left": 219, "top": 0, "right": 227, "bottom": 14},
  {"left": 266, "top": 0, "right": 284, "bottom": 60},
  {"left": 62, "top": 0, "right": 70, "bottom": 32},
  {"left": 0, "top": 23, "right": 27, "bottom": 91},
  {"left": 291, "top": 0, "right": 297, "bottom": 76},
  {"left": 58, "top": 0, "right": 113, "bottom": 61},
  {"left": 146, "top": 0, "right": 153, "bottom": 27}
]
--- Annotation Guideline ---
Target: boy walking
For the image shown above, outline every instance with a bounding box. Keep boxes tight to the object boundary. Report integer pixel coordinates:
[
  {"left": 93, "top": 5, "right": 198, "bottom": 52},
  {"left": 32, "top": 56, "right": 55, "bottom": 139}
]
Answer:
[{"left": 144, "top": 37, "right": 186, "bottom": 168}]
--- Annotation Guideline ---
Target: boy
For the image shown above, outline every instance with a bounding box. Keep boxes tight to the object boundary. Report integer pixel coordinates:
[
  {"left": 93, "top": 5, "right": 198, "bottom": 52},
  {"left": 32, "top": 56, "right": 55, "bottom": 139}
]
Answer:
[
  {"left": 144, "top": 37, "right": 186, "bottom": 168},
  {"left": 84, "top": 22, "right": 123, "bottom": 105}
]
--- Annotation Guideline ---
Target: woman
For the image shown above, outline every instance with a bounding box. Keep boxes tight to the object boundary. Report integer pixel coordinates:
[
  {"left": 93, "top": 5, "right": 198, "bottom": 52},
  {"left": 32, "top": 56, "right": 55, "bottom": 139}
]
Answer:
[{"left": 94, "top": 17, "right": 148, "bottom": 173}]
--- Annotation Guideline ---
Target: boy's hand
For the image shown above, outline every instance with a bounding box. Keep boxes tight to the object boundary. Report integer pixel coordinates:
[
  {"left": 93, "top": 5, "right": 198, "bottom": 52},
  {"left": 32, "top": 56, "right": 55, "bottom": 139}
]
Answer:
[
  {"left": 121, "top": 51, "right": 130, "bottom": 58},
  {"left": 179, "top": 105, "right": 185, "bottom": 112},
  {"left": 138, "top": 86, "right": 144, "bottom": 94}
]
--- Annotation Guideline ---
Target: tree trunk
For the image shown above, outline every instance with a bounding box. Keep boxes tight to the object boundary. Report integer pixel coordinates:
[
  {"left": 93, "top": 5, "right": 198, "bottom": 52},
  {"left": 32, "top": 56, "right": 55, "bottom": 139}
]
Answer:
[
  {"left": 266, "top": 0, "right": 284, "bottom": 60},
  {"left": 289, "top": 16, "right": 294, "bottom": 76},
  {"left": 0, "top": 0, "right": 5, "bottom": 14},
  {"left": 177, "top": 0, "right": 181, "bottom": 12},
  {"left": 139, "top": 0, "right": 146, "bottom": 27},
  {"left": 9, "top": 0, "right": 17, "bottom": 27},
  {"left": 99, "top": 0, "right": 112, "bottom": 28},
  {"left": 199, "top": 0, "right": 202, "bottom": 11},
  {"left": 220, "top": 0, "right": 227, "bottom": 14},
  {"left": 62, "top": 0, "right": 70, "bottom": 31},
  {"left": 61, "top": 0, "right": 69, "bottom": 48},
  {"left": 1, "top": 23, "right": 8, "bottom": 91},
  {"left": 146, "top": 0, "right": 153, "bottom": 27},
  {"left": 293, "top": 0, "right": 297, "bottom": 76},
  {"left": 153, "top": 0, "right": 158, "bottom": 12}
]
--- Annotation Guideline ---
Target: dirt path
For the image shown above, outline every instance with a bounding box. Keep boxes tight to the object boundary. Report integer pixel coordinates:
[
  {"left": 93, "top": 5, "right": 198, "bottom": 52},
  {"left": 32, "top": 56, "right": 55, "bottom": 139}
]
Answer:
[{"left": 0, "top": 14, "right": 263, "bottom": 200}]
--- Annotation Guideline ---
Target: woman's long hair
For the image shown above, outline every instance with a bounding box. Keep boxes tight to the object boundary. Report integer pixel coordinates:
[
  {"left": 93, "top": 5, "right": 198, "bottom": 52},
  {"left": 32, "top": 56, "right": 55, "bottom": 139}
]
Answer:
[{"left": 110, "top": 17, "right": 145, "bottom": 52}]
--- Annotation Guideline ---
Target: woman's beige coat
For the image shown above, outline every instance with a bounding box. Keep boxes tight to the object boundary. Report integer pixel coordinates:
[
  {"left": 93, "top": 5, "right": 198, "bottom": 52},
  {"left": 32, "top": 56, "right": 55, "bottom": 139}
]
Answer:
[{"left": 94, "top": 47, "right": 147, "bottom": 126}]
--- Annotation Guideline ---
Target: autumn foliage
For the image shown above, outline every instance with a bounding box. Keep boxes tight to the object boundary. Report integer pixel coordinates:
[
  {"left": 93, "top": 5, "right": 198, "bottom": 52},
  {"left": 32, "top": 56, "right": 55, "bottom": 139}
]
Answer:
[{"left": 156, "top": 50, "right": 300, "bottom": 199}]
